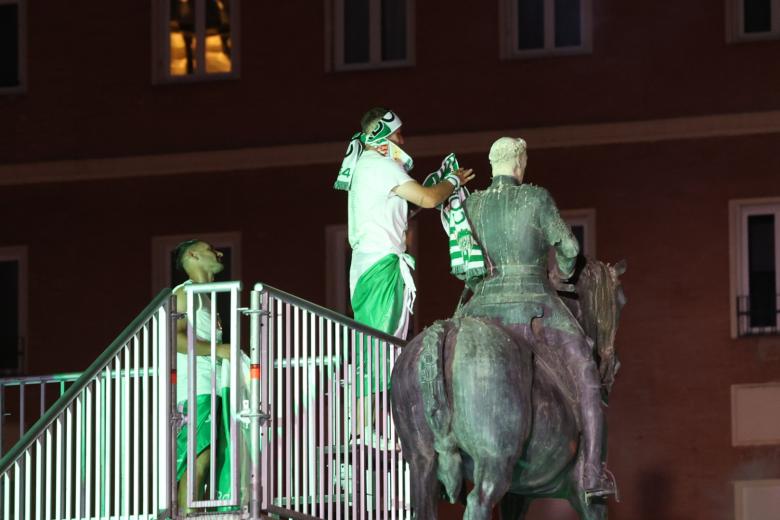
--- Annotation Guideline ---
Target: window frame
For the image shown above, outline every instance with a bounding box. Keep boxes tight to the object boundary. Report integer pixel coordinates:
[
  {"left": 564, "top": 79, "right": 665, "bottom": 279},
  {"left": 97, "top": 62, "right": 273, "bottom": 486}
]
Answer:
[
  {"left": 500, "top": 0, "right": 593, "bottom": 60},
  {"left": 151, "top": 0, "right": 241, "bottom": 84},
  {"left": 726, "top": 0, "right": 780, "bottom": 43},
  {"left": 329, "top": 0, "right": 416, "bottom": 72},
  {"left": 0, "top": 246, "right": 28, "bottom": 375},
  {"left": 729, "top": 198, "right": 780, "bottom": 338},
  {"left": 560, "top": 208, "right": 597, "bottom": 258},
  {"left": 0, "top": 0, "right": 26, "bottom": 95},
  {"left": 150, "top": 231, "right": 242, "bottom": 294}
]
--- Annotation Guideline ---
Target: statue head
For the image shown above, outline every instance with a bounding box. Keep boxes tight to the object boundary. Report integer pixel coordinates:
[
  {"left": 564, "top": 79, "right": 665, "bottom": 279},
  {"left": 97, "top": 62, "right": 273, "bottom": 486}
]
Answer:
[{"left": 489, "top": 137, "right": 527, "bottom": 181}]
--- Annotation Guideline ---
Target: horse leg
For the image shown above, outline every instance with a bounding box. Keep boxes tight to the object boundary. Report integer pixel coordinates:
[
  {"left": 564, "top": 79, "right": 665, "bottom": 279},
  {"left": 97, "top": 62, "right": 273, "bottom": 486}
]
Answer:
[
  {"left": 463, "top": 456, "right": 516, "bottom": 520},
  {"left": 499, "top": 492, "right": 531, "bottom": 520},
  {"left": 567, "top": 462, "right": 607, "bottom": 520},
  {"left": 406, "top": 450, "right": 439, "bottom": 520}
]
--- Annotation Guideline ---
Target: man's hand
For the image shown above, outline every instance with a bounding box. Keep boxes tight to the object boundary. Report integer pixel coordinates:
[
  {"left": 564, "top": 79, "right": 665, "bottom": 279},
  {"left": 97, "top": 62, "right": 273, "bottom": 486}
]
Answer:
[{"left": 453, "top": 168, "right": 475, "bottom": 187}]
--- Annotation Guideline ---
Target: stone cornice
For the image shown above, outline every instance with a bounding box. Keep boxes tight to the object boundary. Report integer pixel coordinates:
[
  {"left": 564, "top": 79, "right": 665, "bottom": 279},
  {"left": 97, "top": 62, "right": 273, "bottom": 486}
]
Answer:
[{"left": 2, "top": 110, "right": 780, "bottom": 186}]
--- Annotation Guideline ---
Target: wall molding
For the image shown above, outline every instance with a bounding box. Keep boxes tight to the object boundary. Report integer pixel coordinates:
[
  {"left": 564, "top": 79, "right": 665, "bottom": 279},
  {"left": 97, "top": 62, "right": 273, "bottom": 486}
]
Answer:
[{"left": 3, "top": 110, "right": 780, "bottom": 186}]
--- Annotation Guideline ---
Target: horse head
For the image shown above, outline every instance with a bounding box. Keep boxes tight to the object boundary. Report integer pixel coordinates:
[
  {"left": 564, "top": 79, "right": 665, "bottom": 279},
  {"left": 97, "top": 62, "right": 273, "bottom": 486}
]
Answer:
[{"left": 575, "top": 258, "right": 627, "bottom": 396}]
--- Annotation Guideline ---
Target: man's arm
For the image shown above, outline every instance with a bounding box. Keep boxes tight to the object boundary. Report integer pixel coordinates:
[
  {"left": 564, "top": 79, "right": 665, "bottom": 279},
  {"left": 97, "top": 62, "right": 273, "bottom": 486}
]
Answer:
[
  {"left": 393, "top": 168, "right": 475, "bottom": 208},
  {"left": 175, "top": 289, "right": 231, "bottom": 359},
  {"left": 539, "top": 190, "right": 579, "bottom": 279}
]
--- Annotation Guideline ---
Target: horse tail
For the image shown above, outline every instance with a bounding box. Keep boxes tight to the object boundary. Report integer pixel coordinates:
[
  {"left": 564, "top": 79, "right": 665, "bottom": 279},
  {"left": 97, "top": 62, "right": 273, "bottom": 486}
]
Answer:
[{"left": 418, "top": 319, "right": 462, "bottom": 503}]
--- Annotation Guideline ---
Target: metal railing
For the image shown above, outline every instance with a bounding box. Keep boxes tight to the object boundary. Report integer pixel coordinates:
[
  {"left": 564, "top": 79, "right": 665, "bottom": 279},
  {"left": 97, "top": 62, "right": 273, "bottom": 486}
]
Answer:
[
  {"left": 252, "top": 283, "right": 412, "bottom": 520},
  {"left": 736, "top": 294, "right": 780, "bottom": 336},
  {"left": 1, "top": 373, "right": 82, "bottom": 459},
  {"left": 0, "top": 290, "right": 173, "bottom": 520},
  {"left": 0, "top": 281, "right": 413, "bottom": 520}
]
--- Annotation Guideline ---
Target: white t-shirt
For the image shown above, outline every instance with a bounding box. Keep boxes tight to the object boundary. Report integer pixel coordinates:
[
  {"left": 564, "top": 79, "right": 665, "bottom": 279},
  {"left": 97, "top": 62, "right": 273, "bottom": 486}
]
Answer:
[{"left": 347, "top": 150, "right": 414, "bottom": 294}]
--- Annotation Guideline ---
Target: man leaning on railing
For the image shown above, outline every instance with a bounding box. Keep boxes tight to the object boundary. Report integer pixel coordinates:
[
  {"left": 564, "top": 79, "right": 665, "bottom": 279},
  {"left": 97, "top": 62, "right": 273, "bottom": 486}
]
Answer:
[{"left": 172, "top": 239, "right": 233, "bottom": 512}]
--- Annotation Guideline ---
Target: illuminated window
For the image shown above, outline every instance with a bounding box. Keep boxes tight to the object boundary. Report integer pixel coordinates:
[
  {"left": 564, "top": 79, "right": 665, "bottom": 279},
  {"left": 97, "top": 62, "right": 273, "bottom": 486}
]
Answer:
[
  {"left": 331, "top": 0, "right": 415, "bottom": 70},
  {"left": 0, "top": 247, "right": 27, "bottom": 375},
  {"left": 0, "top": 0, "right": 25, "bottom": 93},
  {"left": 500, "top": 0, "right": 592, "bottom": 58},
  {"left": 730, "top": 200, "right": 780, "bottom": 337},
  {"left": 153, "top": 0, "right": 239, "bottom": 82},
  {"left": 728, "top": 0, "right": 780, "bottom": 41}
]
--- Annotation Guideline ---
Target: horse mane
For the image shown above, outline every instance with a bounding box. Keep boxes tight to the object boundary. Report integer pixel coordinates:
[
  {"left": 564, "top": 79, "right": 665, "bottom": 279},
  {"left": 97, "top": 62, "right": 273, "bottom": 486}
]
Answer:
[{"left": 574, "top": 258, "right": 626, "bottom": 396}]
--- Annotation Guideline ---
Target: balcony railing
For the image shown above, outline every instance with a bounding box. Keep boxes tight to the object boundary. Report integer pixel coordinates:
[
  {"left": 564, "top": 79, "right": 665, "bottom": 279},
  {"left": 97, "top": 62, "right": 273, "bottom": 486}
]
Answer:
[{"left": 736, "top": 294, "right": 780, "bottom": 337}]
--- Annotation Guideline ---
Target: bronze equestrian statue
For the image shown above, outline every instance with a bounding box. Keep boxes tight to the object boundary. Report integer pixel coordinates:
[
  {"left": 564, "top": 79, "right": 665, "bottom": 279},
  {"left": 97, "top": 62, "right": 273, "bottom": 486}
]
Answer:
[{"left": 390, "top": 137, "right": 626, "bottom": 520}]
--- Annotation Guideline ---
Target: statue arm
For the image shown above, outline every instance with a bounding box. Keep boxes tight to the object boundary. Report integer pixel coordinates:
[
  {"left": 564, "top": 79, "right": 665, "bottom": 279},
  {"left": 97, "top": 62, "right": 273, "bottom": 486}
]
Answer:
[{"left": 540, "top": 190, "right": 579, "bottom": 279}]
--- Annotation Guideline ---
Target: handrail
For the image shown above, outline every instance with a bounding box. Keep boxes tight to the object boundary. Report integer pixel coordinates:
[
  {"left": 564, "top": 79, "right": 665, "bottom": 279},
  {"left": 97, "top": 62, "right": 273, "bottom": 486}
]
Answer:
[
  {"left": 0, "top": 288, "right": 172, "bottom": 476},
  {"left": 0, "top": 372, "right": 82, "bottom": 387},
  {"left": 253, "top": 282, "right": 407, "bottom": 347}
]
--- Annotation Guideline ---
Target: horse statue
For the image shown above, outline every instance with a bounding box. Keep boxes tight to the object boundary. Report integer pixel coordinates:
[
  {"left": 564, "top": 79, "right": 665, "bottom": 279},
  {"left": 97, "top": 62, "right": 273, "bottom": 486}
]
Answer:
[{"left": 390, "top": 259, "right": 627, "bottom": 520}]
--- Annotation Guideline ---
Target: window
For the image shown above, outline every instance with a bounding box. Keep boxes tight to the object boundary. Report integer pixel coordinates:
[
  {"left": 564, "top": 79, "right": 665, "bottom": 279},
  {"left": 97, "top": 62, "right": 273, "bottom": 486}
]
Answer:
[
  {"left": 152, "top": 0, "right": 239, "bottom": 82},
  {"left": 151, "top": 232, "right": 241, "bottom": 341},
  {"left": 330, "top": 0, "right": 415, "bottom": 70},
  {"left": 561, "top": 208, "right": 596, "bottom": 258},
  {"left": 0, "top": 0, "right": 25, "bottom": 93},
  {"left": 0, "top": 246, "right": 27, "bottom": 375},
  {"left": 728, "top": 0, "right": 780, "bottom": 42},
  {"left": 500, "top": 0, "right": 592, "bottom": 58},
  {"left": 730, "top": 199, "right": 780, "bottom": 337}
]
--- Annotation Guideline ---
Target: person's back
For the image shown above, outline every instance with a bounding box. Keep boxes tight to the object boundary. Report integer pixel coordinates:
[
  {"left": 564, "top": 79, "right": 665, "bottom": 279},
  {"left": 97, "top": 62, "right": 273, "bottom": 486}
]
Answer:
[{"left": 459, "top": 175, "right": 582, "bottom": 336}]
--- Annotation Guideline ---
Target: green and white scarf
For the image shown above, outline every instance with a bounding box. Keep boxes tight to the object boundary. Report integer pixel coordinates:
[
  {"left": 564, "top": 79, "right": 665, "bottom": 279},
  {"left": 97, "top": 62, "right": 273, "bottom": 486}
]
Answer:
[
  {"left": 423, "top": 154, "right": 487, "bottom": 282},
  {"left": 334, "top": 110, "right": 414, "bottom": 191}
]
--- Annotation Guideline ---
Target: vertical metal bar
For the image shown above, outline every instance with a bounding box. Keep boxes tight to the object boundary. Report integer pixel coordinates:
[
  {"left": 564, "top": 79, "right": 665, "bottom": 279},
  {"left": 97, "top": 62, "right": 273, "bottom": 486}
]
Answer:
[
  {"left": 114, "top": 357, "right": 122, "bottom": 515},
  {"left": 301, "top": 308, "right": 309, "bottom": 515},
  {"left": 293, "top": 305, "right": 300, "bottom": 510},
  {"left": 309, "top": 312, "right": 317, "bottom": 515},
  {"left": 99, "top": 370, "right": 108, "bottom": 517},
  {"left": 35, "top": 438, "right": 42, "bottom": 520},
  {"left": 249, "top": 289, "right": 262, "bottom": 519},
  {"left": 319, "top": 315, "right": 326, "bottom": 519},
  {"left": 24, "top": 449, "right": 31, "bottom": 520},
  {"left": 0, "top": 385, "right": 4, "bottom": 460},
  {"left": 382, "top": 340, "right": 389, "bottom": 520},
  {"left": 351, "top": 329, "right": 358, "bottom": 520},
  {"left": 133, "top": 333, "right": 141, "bottom": 517},
  {"left": 122, "top": 346, "right": 130, "bottom": 516},
  {"left": 260, "top": 291, "right": 273, "bottom": 513},
  {"left": 153, "top": 310, "right": 161, "bottom": 515},
  {"left": 65, "top": 403, "right": 72, "bottom": 520},
  {"left": 276, "top": 298, "right": 284, "bottom": 508},
  {"left": 75, "top": 393, "right": 83, "bottom": 519},
  {"left": 209, "top": 291, "right": 218, "bottom": 501},
  {"left": 3, "top": 472, "right": 9, "bottom": 520},
  {"left": 164, "top": 299, "right": 176, "bottom": 517},
  {"left": 14, "top": 462, "right": 21, "bottom": 520},
  {"left": 85, "top": 384, "right": 93, "bottom": 520},
  {"left": 285, "top": 303, "right": 292, "bottom": 509},
  {"left": 187, "top": 288, "right": 197, "bottom": 508},
  {"left": 230, "top": 285, "right": 241, "bottom": 506},
  {"left": 328, "top": 320, "right": 335, "bottom": 520},
  {"left": 43, "top": 426, "right": 54, "bottom": 519},
  {"left": 336, "top": 324, "right": 343, "bottom": 520},
  {"left": 142, "top": 321, "right": 150, "bottom": 516},
  {"left": 55, "top": 415, "right": 63, "bottom": 519}
]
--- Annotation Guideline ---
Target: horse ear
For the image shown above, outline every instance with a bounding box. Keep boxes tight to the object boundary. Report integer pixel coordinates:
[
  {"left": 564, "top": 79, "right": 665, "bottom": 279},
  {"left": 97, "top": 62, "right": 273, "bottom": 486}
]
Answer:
[{"left": 613, "top": 259, "right": 627, "bottom": 276}]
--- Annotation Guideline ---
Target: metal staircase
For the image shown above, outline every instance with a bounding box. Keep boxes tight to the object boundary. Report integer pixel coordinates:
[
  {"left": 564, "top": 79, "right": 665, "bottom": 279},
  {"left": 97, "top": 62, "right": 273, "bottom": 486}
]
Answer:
[{"left": 0, "top": 282, "right": 412, "bottom": 520}]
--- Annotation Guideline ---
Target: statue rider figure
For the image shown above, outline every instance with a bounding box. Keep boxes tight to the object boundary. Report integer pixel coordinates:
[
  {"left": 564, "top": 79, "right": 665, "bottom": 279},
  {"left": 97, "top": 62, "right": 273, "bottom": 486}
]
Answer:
[{"left": 456, "top": 137, "right": 616, "bottom": 501}]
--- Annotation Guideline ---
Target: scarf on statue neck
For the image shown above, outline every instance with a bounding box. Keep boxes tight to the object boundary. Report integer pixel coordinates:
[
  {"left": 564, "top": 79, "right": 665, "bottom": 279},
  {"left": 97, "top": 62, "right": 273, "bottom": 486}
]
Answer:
[
  {"left": 334, "top": 110, "right": 414, "bottom": 191},
  {"left": 423, "top": 153, "right": 487, "bottom": 283}
]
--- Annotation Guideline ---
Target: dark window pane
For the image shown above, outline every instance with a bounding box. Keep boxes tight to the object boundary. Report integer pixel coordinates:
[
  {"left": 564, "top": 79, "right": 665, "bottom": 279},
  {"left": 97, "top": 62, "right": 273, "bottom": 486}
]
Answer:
[
  {"left": 744, "top": 0, "right": 772, "bottom": 33},
  {"left": 0, "top": 260, "right": 20, "bottom": 371},
  {"left": 747, "top": 215, "right": 776, "bottom": 327},
  {"left": 0, "top": 5, "right": 19, "bottom": 87},
  {"left": 170, "top": 246, "right": 234, "bottom": 343},
  {"left": 344, "top": 0, "right": 370, "bottom": 63},
  {"left": 517, "top": 0, "right": 544, "bottom": 50},
  {"left": 381, "top": 0, "right": 407, "bottom": 61},
  {"left": 555, "top": 0, "right": 581, "bottom": 47}
]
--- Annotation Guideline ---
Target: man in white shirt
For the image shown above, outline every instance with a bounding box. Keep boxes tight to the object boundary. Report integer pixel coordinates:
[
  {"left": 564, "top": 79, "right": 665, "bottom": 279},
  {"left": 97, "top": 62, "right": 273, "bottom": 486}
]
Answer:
[
  {"left": 335, "top": 109, "right": 475, "bottom": 426},
  {"left": 337, "top": 107, "right": 475, "bottom": 341}
]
